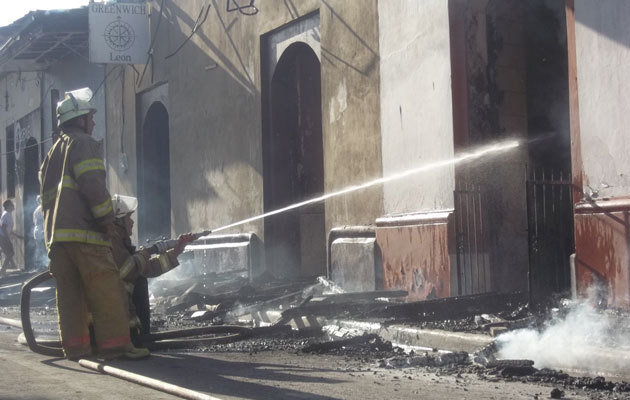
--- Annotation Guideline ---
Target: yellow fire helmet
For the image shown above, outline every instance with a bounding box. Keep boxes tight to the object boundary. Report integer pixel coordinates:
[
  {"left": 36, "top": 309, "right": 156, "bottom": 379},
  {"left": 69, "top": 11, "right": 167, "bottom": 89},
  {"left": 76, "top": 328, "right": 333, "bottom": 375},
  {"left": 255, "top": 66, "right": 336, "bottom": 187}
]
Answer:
[
  {"left": 56, "top": 87, "right": 97, "bottom": 126},
  {"left": 112, "top": 194, "right": 138, "bottom": 218}
]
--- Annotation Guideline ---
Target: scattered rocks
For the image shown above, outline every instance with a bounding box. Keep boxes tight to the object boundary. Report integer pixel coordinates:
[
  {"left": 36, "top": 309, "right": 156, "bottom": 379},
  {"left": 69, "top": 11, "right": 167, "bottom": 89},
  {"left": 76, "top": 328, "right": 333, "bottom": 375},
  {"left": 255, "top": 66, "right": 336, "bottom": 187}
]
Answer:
[
  {"left": 380, "top": 351, "right": 469, "bottom": 369},
  {"left": 302, "top": 333, "right": 401, "bottom": 360},
  {"left": 486, "top": 359, "right": 537, "bottom": 377},
  {"left": 472, "top": 341, "right": 498, "bottom": 365}
]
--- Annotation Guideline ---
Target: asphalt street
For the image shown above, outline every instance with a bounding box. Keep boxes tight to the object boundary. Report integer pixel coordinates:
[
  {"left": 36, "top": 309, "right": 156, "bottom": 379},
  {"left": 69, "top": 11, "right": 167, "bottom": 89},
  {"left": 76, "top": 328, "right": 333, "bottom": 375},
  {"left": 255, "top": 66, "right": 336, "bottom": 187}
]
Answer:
[{"left": 1, "top": 321, "right": 625, "bottom": 400}]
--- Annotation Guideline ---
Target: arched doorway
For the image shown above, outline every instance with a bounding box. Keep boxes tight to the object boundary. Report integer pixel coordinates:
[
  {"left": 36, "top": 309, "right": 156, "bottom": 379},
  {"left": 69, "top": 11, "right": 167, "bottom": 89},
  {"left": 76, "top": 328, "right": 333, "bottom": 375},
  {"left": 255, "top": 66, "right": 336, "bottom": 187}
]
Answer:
[
  {"left": 263, "top": 42, "right": 325, "bottom": 278},
  {"left": 23, "top": 137, "right": 40, "bottom": 270},
  {"left": 137, "top": 102, "right": 171, "bottom": 242}
]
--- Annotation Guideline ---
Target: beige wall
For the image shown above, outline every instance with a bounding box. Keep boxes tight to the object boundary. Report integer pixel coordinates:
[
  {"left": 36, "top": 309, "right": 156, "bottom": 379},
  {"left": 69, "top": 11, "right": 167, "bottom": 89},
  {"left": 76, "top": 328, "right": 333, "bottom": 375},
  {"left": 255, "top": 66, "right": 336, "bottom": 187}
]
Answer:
[
  {"left": 320, "top": 0, "right": 384, "bottom": 230},
  {"left": 0, "top": 72, "right": 41, "bottom": 125},
  {"left": 378, "top": 0, "right": 455, "bottom": 215},
  {"left": 575, "top": 0, "right": 630, "bottom": 199}
]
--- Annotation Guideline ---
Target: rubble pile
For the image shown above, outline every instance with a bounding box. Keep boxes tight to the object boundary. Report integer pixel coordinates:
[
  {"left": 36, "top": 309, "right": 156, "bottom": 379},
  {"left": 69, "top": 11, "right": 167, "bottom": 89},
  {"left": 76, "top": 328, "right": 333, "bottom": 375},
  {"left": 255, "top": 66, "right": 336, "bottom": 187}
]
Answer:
[
  {"left": 149, "top": 272, "right": 319, "bottom": 325},
  {"left": 524, "top": 370, "right": 630, "bottom": 393},
  {"left": 302, "top": 333, "right": 398, "bottom": 358},
  {"left": 201, "top": 335, "right": 316, "bottom": 354}
]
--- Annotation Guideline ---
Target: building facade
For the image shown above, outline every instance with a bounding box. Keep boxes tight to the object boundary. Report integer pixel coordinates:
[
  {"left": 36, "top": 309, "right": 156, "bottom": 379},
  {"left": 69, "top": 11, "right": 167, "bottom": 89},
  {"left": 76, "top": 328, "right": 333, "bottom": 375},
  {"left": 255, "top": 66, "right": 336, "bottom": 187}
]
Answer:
[{"left": 1, "top": 0, "right": 628, "bottom": 310}]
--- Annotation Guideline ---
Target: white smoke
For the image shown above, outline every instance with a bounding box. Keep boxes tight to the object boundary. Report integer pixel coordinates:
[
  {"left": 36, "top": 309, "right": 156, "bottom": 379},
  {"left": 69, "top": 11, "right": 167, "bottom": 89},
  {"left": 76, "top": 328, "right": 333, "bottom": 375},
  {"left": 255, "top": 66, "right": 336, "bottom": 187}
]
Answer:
[{"left": 496, "top": 288, "right": 630, "bottom": 375}]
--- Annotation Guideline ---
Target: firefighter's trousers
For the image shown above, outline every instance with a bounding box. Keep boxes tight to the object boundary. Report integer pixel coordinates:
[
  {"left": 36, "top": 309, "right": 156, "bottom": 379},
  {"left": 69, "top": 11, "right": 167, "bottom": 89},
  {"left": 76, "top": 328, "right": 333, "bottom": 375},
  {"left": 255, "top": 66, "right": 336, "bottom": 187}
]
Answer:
[{"left": 49, "top": 242, "right": 131, "bottom": 359}]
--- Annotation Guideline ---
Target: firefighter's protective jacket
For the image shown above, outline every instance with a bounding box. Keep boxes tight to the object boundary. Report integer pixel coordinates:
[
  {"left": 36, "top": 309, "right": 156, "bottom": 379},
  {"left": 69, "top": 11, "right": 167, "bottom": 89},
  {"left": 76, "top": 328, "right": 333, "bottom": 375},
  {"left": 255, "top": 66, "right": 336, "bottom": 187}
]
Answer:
[
  {"left": 40, "top": 128, "right": 114, "bottom": 250},
  {"left": 111, "top": 224, "right": 179, "bottom": 286}
]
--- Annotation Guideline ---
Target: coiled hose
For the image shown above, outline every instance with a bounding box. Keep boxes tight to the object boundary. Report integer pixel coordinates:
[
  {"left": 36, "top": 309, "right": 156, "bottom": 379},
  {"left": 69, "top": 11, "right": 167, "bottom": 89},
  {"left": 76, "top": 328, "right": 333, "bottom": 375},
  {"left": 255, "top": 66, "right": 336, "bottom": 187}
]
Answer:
[
  {"left": 20, "top": 270, "right": 64, "bottom": 357},
  {"left": 20, "top": 271, "right": 251, "bottom": 355}
]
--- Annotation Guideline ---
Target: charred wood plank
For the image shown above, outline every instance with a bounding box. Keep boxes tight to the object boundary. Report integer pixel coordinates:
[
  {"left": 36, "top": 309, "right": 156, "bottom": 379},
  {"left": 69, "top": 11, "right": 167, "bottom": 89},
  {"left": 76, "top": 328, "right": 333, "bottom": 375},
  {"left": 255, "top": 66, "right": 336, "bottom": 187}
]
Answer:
[
  {"left": 310, "top": 290, "right": 408, "bottom": 304},
  {"left": 165, "top": 292, "right": 205, "bottom": 314},
  {"left": 250, "top": 324, "right": 293, "bottom": 337},
  {"left": 373, "top": 291, "right": 528, "bottom": 321},
  {"left": 280, "top": 302, "right": 384, "bottom": 320}
]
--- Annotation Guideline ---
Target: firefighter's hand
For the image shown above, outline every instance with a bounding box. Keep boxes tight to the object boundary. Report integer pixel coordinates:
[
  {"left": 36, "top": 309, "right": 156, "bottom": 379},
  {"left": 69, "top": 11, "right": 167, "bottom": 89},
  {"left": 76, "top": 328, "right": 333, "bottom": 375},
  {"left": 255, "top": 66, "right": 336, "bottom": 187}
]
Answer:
[{"left": 173, "top": 233, "right": 195, "bottom": 256}]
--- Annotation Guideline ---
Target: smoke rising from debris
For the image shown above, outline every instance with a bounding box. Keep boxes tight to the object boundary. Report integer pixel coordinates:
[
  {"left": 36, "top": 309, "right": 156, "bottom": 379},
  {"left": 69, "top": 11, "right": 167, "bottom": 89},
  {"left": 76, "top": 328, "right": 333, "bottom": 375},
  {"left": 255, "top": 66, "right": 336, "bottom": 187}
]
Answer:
[{"left": 496, "top": 288, "right": 630, "bottom": 375}]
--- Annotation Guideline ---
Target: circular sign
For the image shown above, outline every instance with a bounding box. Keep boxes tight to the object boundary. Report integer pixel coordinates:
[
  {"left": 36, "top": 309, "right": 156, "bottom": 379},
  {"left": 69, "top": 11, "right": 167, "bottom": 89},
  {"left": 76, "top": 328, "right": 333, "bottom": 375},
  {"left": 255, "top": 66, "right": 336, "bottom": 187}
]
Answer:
[
  {"left": 14, "top": 119, "right": 32, "bottom": 161},
  {"left": 14, "top": 122, "right": 24, "bottom": 160},
  {"left": 104, "top": 18, "right": 135, "bottom": 52}
]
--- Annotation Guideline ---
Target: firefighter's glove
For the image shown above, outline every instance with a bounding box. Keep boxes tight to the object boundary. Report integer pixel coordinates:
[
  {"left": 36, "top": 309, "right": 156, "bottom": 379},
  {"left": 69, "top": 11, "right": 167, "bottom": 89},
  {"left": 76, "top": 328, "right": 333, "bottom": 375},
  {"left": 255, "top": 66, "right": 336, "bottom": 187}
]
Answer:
[
  {"left": 174, "top": 233, "right": 196, "bottom": 257},
  {"left": 139, "top": 248, "right": 151, "bottom": 261},
  {"left": 154, "top": 240, "right": 171, "bottom": 254}
]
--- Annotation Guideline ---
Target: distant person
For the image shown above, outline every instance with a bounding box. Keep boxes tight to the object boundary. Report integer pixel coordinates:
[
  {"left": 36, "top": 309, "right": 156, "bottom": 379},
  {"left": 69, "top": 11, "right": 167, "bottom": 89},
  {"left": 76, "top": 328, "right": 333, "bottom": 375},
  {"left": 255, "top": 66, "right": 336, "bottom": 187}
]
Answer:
[
  {"left": 0, "top": 199, "right": 24, "bottom": 276},
  {"left": 32, "top": 195, "right": 46, "bottom": 271}
]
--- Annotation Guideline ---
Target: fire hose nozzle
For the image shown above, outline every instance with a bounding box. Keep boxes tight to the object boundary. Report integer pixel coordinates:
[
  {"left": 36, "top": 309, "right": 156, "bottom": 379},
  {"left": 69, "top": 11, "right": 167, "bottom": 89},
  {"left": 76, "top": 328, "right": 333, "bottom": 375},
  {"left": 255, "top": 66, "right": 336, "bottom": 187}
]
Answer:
[
  {"left": 193, "top": 230, "right": 212, "bottom": 239},
  {"left": 145, "top": 230, "right": 212, "bottom": 255}
]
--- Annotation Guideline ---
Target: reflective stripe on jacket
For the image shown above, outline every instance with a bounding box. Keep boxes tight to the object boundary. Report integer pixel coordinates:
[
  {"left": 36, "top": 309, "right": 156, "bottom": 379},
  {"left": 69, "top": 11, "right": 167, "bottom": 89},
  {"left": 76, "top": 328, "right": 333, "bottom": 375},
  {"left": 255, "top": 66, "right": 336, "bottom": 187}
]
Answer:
[{"left": 39, "top": 128, "right": 114, "bottom": 251}]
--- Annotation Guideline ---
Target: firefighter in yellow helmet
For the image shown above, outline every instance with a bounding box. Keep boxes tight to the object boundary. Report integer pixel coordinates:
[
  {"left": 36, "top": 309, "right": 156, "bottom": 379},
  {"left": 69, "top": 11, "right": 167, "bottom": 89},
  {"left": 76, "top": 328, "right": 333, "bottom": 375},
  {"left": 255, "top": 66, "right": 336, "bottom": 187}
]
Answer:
[
  {"left": 110, "top": 194, "right": 195, "bottom": 343},
  {"left": 39, "top": 88, "right": 148, "bottom": 360}
]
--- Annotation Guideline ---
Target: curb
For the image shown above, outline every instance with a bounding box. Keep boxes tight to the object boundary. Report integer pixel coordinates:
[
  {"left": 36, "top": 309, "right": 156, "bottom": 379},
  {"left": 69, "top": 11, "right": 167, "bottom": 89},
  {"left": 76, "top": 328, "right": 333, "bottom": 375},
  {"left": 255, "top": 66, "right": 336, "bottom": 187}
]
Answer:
[
  {"left": 332, "top": 320, "right": 493, "bottom": 353},
  {"left": 247, "top": 310, "right": 493, "bottom": 354}
]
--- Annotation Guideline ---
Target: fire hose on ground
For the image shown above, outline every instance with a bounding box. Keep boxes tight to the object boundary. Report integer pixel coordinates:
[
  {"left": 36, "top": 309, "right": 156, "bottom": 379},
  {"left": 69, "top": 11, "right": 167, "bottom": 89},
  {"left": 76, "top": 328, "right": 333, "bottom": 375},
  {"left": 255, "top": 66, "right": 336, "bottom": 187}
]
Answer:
[{"left": 78, "top": 359, "right": 224, "bottom": 400}]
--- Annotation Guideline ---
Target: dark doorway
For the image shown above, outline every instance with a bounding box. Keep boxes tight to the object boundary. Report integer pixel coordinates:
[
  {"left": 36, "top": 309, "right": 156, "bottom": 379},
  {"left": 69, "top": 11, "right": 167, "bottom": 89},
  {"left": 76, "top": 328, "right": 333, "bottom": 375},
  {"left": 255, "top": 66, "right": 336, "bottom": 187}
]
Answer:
[
  {"left": 23, "top": 137, "right": 40, "bottom": 270},
  {"left": 6, "top": 125, "right": 15, "bottom": 198},
  {"left": 524, "top": 0, "right": 574, "bottom": 304},
  {"left": 137, "top": 101, "right": 171, "bottom": 242},
  {"left": 262, "top": 42, "right": 325, "bottom": 278},
  {"left": 448, "top": 0, "right": 573, "bottom": 299}
]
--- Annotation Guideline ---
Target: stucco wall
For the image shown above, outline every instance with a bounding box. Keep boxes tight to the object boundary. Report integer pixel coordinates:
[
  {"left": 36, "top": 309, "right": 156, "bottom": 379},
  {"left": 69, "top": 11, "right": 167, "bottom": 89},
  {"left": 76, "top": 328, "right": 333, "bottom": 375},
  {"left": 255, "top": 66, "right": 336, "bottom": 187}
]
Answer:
[
  {"left": 574, "top": 0, "right": 630, "bottom": 198},
  {"left": 320, "top": 0, "right": 383, "bottom": 229},
  {"left": 0, "top": 72, "right": 41, "bottom": 126},
  {"left": 574, "top": 200, "right": 630, "bottom": 309},
  {"left": 104, "top": 65, "right": 137, "bottom": 201},
  {"left": 378, "top": 0, "right": 455, "bottom": 215}
]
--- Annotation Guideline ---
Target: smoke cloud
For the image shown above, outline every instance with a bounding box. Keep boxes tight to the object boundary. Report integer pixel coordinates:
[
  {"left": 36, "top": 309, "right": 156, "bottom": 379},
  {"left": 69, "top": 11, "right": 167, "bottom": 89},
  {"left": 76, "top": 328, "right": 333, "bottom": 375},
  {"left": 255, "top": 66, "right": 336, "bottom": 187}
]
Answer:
[{"left": 496, "top": 288, "right": 630, "bottom": 376}]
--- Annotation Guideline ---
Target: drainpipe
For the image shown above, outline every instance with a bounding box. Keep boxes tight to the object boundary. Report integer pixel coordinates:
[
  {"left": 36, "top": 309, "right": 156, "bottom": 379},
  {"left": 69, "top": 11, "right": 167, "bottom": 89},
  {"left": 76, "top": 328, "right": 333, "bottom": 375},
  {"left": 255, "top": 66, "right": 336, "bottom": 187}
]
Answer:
[{"left": 569, "top": 253, "right": 577, "bottom": 300}]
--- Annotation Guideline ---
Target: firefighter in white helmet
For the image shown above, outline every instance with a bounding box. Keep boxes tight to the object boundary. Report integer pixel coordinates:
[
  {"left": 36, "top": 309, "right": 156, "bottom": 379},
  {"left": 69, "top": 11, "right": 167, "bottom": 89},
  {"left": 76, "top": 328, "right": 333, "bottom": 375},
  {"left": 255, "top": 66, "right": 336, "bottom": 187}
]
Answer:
[
  {"left": 111, "top": 194, "right": 195, "bottom": 343},
  {"left": 40, "top": 88, "right": 147, "bottom": 360}
]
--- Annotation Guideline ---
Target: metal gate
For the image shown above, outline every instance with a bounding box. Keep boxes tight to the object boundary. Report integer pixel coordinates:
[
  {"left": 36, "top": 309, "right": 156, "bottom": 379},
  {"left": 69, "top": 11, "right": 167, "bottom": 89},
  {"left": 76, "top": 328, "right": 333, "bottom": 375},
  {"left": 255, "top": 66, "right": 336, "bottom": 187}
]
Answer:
[
  {"left": 526, "top": 168, "right": 575, "bottom": 303},
  {"left": 454, "top": 183, "right": 492, "bottom": 295}
]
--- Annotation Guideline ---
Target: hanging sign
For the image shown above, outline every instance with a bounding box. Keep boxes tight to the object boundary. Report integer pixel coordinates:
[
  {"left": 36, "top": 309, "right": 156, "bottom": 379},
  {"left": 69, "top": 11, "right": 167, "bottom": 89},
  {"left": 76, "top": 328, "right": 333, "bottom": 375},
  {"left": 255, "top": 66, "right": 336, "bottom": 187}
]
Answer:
[{"left": 89, "top": 2, "right": 150, "bottom": 64}]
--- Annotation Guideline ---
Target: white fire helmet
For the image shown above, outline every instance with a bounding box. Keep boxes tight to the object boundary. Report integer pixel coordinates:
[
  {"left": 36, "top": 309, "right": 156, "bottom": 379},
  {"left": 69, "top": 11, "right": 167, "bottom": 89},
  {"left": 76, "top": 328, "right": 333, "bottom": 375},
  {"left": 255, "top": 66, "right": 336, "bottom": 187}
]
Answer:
[
  {"left": 112, "top": 194, "right": 138, "bottom": 218},
  {"left": 56, "top": 87, "right": 97, "bottom": 126}
]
